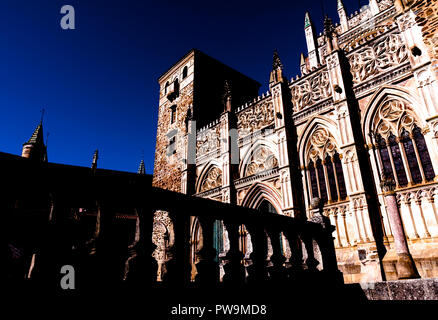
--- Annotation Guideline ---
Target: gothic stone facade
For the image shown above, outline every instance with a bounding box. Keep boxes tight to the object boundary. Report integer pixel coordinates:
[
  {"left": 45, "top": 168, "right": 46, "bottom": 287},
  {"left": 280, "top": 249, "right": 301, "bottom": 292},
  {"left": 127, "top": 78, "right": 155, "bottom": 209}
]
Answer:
[{"left": 153, "top": 0, "right": 438, "bottom": 283}]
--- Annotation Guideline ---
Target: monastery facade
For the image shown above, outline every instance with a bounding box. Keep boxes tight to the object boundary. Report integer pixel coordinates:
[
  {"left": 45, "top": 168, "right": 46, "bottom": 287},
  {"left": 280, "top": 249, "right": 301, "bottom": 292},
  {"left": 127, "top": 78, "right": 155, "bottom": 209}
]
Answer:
[{"left": 152, "top": 0, "right": 438, "bottom": 283}]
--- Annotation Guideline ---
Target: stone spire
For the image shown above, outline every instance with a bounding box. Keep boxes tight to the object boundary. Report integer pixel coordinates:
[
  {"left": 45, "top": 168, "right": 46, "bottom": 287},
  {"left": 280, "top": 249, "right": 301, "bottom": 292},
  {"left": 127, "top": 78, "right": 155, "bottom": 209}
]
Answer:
[
  {"left": 304, "top": 12, "right": 311, "bottom": 29},
  {"left": 223, "top": 80, "right": 232, "bottom": 112},
  {"left": 304, "top": 12, "right": 319, "bottom": 69},
  {"left": 22, "top": 121, "right": 47, "bottom": 162},
  {"left": 138, "top": 159, "right": 145, "bottom": 175},
  {"left": 272, "top": 49, "right": 283, "bottom": 70},
  {"left": 91, "top": 149, "right": 99, "bottom": 172},
  {"left": 270, "top": 50, "right": 285, "bottom": 87},
  {"left": 324, "top": 15, "right": 338, "bottom": 53},
  {"left": 337, "top": 0, "right": 349, "bottom": 33},
  {"left": 300, "top": 53, "right": 308, "bottom": 75}
]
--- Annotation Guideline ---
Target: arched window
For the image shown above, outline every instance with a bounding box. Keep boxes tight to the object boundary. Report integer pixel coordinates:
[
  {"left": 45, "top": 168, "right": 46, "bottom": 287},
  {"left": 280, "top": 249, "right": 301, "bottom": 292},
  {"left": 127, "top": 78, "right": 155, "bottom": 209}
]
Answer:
[
  {"left": 306, "top": 128, "right": 347, "bottom": 205},
  {"left": 170, "top": 104, "right": 177, "bottom": 124},
  {"left": 372, "top": 99, "right": 435, "bottom": 188},
  {"left": 182, "top": 66, "right": 188, "bottom": 79},
  {"left": 258, "top": 199, "right": 278, "bottom": 214},
  {"left": 165, "top": 81, "right": 169, "bottom": 94}
]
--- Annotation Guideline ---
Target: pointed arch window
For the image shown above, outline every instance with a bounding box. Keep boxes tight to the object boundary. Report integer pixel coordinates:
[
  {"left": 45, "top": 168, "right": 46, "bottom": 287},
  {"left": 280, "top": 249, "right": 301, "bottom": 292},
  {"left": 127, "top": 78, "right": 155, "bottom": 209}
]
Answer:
[
  {"left": 388, "top": 133, "right": 408, "bottom": 187},
  {"left": 306, "top": 128, "right": 348, "bottom": 205},
  {"left": 372, "top": 99, "right": 435, "bottom": 189},
  {"left": 413, "top": 125, "right": 435, "bottom": 181}
]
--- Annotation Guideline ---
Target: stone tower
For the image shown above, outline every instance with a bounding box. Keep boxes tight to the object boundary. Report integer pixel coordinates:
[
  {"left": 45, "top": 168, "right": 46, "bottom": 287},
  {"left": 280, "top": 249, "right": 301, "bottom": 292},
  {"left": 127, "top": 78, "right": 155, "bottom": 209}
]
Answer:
[{"left": 152, "top": 49, "right": 260, "bottom": 194}]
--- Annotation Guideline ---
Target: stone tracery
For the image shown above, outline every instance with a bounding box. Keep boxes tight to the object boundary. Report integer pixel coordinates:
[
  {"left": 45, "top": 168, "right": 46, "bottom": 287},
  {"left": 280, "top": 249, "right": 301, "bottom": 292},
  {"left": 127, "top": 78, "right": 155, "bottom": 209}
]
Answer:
[
  {"left": 244, "top": 147, "right": 278, "bottom": 177},
  {"left": 199, "top": 166, "right": 223, "bottom": 192},
  {"left": 291, "top": 70, "right": 332, "bottom": 111},
  {"left": 372, "top": 98, "right": 435, "bottom": 187},
  {"left": 349, "top": 33, "right": 408, "bottom": 84}
]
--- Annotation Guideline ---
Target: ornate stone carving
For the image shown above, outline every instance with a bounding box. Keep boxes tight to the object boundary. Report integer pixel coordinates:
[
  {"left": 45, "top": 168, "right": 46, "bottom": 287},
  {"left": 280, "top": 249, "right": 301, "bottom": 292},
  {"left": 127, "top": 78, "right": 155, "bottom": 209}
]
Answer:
[
  {"left": 244, "top": 147, "right": 278, "bottom": 177},
  {"left": 196, "top": 125, "right": 220, "bottom": 157},
  {"left": 237, "top": 100, "right": 274, "bottom": 137},
  {"left": 373, "top": 99, "right": 418, "bottom": 138},
  {"left": 291, "top": 70, "right": 332, "bottom": 111},
  {"left": 378, "top": 0, "right": 393, "bottom": 11},
  {"left": 200, "top": 166, "right": 223, "bottom": 192},
  {"left": 397, "top": 11, "right": 416, "bottom": 32},
  {"left": 349, "top": 33, "right": 408, "bottom": 84},
  {"left": 152, "top": 210, "right": 174, "bottom": 263},
  {"left": 308, "top": 127, "right": 338, "bottom": 160}
]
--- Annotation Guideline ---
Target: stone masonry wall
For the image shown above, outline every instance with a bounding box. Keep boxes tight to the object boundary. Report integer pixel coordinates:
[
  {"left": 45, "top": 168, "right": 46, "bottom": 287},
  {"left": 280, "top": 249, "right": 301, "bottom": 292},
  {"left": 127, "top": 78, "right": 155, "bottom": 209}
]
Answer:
[{"left": 409, "top": 0, "right": 438, "bottom": 77}]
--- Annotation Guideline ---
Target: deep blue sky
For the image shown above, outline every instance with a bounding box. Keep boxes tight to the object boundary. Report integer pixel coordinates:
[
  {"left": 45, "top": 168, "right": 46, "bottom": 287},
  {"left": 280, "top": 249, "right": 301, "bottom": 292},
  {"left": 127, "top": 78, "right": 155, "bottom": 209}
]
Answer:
[{"left": 0, "top": 0, "right": 365, "bottom": 174}]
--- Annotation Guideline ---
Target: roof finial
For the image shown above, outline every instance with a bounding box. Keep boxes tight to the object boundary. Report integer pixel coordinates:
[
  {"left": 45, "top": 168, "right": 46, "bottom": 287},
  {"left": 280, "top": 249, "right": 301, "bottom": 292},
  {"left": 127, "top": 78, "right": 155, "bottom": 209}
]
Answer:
[
  {"left": 40, "top": 108, "right": 45, "bottom": 124},
  {"left": 138, "top": 159, "right": 145, "bottom": 175},
  {"left": 91, "top": 149, "right": 99, "bottom": 171},
  {"left": 223, "top": 80, "right": 232, "bottom": 112},
  {"left": 272, "top": 49, "right": 283, "bottom": 70},
  {"left": 304, "top": 12, "right": 311, "bottom": 28}
]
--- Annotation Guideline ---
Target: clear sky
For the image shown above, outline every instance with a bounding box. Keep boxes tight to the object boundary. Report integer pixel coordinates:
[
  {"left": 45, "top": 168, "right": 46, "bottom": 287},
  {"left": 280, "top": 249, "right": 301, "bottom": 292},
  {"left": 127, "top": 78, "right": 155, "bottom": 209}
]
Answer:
[{"left": 0, "top": 0, "right": 365, "bottom": 174}]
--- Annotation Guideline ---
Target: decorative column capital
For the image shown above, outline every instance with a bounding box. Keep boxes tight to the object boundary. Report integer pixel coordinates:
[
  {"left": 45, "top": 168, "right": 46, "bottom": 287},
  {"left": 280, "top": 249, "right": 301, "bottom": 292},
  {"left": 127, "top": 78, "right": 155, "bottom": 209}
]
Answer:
[{"left": 380, "top": 172, "right": 396, "bottom": 195}]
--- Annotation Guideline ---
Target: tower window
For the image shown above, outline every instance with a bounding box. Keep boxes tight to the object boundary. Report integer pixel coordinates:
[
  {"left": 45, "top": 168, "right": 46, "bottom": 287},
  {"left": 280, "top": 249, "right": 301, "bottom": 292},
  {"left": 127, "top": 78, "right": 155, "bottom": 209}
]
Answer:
[
  {"left": 165, "top": 81, "right": 170, "bottom": 94},
  {"left": 170, "top": 105, "right": 177, "bottom": 124},
  {"left": 182, "top": 66, "right": 188, "bottom": 79}
]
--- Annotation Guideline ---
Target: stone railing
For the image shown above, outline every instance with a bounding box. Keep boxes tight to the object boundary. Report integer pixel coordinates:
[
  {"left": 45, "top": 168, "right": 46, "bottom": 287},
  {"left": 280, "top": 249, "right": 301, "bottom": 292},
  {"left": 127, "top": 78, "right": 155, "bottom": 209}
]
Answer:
[{"left": 1, "top": 152, "right": 342, "bottom": 290}]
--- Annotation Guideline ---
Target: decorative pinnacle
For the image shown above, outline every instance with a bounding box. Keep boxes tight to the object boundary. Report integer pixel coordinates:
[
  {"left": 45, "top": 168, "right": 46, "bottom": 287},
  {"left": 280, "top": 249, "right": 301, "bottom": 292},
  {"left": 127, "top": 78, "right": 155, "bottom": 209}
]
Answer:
[
  {"left": 91, "top": 149, "right": 99, "bottom": 169},
  {"left": 300, "top": 53, "right": 306, "bottom": 66},
  {"left": 304, "top": 12, "right": 311, "bottom": 28},
  {"left": 138, "top": 159, "right": 145, "bottom": 175},
  {"left": 323, "top": 15, "right": 334, "bottom": 38},
  {"left": 272, "top": 50, "right": 283, "bottom": 70},
  {"left": 223, "top": 80, "right": 231, "bottom": 101},
  {"left": 337, "top": 0, "right": 344, "bottom": 10}
]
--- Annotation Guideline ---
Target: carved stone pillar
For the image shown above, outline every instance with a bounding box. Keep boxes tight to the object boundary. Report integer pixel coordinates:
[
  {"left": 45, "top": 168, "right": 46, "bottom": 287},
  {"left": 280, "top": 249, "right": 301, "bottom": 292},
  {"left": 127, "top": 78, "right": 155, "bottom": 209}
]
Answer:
[
  {"left": 123, "top": 207, "right": 158, "bottom": 286},
  {"left": 245, "top": 219, "right": 268, "bottom": 283},
  {"left": 195, "top": 216, "right": 219, "bottom": 286},
  {"left": 265, "top": 222, "right": 286, "bottom": 281},
  {"left": 380, "top": 174, "right": 420, "bottom": 279},
  {"left": 168, "top": 211, "right": 191, "bottom": 287},
  {"left": 222, "top": 220, "right": 245, "bottom": 285}
]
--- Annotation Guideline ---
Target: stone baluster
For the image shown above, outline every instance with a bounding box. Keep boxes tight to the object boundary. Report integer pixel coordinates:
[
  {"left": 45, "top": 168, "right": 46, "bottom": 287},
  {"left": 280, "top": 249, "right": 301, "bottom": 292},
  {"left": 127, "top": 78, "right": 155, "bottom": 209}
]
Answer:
[
  {"left": 380, "top": 173, "right": 420, "bottom": 279},
  {"left": 245, "top": 219, "right": 268, "bottom": 284},
  {"left": 283, "top": 227, "right": 304, "bottom": 278},
  {"left": 167, "top": 211, "right": 191, "bottom": 287},
  {"left": 265, "top": 221, "right": 286, "bottom": 281},
  {"left": 222, "top": 219, "right": 245, "bottom": 286},
  {"left": 195, "top": 215, "right": 219, "bottom": 287},
  {"left": 309, "top": 197, "right": 342, "bottom": 279},
  {"left": 123, "top": 207, "right": 158, "bottom": 286}
]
